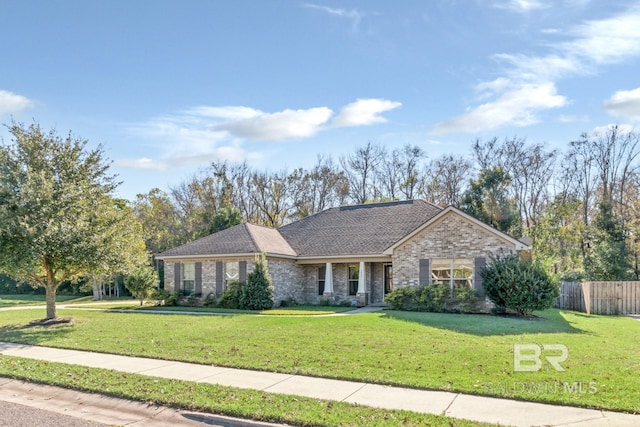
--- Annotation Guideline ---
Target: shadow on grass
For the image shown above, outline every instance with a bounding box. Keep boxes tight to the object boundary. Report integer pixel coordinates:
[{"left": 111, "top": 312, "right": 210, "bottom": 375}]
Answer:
[
  {"left": 0, "top": 321, "right": 73, "bottom": 345},
  {"left": 381, "top": 309, "right": 585, "bottom": 336}
]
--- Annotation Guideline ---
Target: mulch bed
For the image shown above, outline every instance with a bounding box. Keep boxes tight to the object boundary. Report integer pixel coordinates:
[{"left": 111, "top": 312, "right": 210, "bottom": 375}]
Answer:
[{"left": 28, "top": 317, "right": 73, "bottom": 326}]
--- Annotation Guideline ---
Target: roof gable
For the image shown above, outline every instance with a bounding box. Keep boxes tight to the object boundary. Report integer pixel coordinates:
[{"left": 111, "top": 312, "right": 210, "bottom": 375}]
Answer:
[
  {"left": 246, "top": 223, "right": 297, "bottom": 256},
  {"left": 383, "top": 206, "right": 529, "bottom": 255},
  {"left": 157, "top": 223, "right": 296, "bottom": 258}
]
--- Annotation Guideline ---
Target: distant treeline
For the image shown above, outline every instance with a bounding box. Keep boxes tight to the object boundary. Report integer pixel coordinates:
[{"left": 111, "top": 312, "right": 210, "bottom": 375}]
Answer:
[{"left": 131, "top": 125, "right": 640, "bottom": 281}]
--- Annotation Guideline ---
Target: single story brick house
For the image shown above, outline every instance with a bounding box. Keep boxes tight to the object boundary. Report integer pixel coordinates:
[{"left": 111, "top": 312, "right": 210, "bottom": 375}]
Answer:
[{"left": 156, "top": 200, "right": 529, "bottom": 306}]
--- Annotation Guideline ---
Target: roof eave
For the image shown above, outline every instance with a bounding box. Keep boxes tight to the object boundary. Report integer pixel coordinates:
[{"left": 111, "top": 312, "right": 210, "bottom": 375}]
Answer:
[{"left": 156, "top": 252, "right": 298, "bottom": 261}]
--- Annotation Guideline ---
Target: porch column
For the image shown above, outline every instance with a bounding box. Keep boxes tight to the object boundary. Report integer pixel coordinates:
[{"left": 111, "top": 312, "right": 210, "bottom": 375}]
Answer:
[
  {"left": 323, "top": 262, "right": 334, "bottom": 300},
  {"left": 356, "top": 261, "right": 367, "bottom": 306}
]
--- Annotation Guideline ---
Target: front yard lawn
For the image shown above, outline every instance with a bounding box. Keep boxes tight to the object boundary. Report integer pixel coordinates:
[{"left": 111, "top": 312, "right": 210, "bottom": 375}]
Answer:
[
  {"left": 0, "top": 308, "right": 638, "bottom": 413},
  {"left": 137, "top": 304, "right": 355, "bottom": 315},
  {"left": 0, "top": 294, "right": 135, "bottom": 308},
  {"left": 0, "top": 294, "right": 92, "bottom": 307}
]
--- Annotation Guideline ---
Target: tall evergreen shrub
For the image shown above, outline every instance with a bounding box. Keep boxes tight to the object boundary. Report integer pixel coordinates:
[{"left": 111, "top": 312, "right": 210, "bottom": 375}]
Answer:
[
  {"left": 241, "top": 253, "right": 274, "bottom": 310},
  {"left": 481, "top": 253, "right": 558, "bottom": 316}
]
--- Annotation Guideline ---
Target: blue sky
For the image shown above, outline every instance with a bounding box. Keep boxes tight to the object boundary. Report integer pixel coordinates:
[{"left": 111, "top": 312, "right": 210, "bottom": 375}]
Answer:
[{"left": 2, "top": 0, "right": 640, "bottom": 200}]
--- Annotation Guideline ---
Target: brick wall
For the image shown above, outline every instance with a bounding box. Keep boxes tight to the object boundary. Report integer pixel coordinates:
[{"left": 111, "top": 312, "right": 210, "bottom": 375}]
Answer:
[
  {"left": 369, "top": 263, "right": 385, "bottom": 304},
  {"left": 392, "top": 211, "right": 515, "bottom": 287},
  {"left": 268, "top": 258, "right": 305, "bottom": 304},
  {"left": 164, "top": 261, "right": 175, "bottom": 291},
  {"left": 163, "top": 258, "right": 256, "bottom": 295}
]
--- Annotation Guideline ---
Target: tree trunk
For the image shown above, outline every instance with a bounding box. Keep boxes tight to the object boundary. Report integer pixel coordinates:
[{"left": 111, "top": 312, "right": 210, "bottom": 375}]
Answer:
[
  {"left": 45, "top": 285, "right": 57, "bottom": 320},
  {"left": 92, "top": 276, "right": 102, "bottom": 300}
]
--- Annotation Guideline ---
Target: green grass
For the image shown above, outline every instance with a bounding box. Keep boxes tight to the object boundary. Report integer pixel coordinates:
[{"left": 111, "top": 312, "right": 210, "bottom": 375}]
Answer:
[
  {"left": 0, "top": 308, "right": 638, "bottom": 413},
  {"left": 0, "top": 356, "right": 491, "bottom": 427},
  {"left": 0, "top": 294, "right": 94, "bottom": 307},
  {"left": 71, "top": 304, "right": 355, "bottom": 315},
  {"left": 1, "top": 297, "right": 354, "bottom": 314}
]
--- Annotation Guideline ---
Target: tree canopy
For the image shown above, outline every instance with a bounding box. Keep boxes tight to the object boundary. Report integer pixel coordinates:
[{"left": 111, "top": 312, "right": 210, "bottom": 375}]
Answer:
[{"left": 0, "top": 121, "right": 147, "bottom": 320}]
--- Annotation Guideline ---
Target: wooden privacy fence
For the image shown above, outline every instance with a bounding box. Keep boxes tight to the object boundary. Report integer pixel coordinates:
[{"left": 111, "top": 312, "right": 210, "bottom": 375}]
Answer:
[{"left": 554, "top": 281, "right": 640, "bottom": 315}]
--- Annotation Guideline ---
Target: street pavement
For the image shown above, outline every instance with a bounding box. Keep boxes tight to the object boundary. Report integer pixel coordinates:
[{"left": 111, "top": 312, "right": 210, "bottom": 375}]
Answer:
[{"left": 0, "top": 377, "right": 286, "bottom": 427}]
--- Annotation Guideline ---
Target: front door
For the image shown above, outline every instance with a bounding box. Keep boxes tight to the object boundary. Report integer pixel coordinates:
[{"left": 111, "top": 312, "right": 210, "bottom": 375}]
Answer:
[{"left": 384, "top": 264, "right": 393, "bottom": 296}]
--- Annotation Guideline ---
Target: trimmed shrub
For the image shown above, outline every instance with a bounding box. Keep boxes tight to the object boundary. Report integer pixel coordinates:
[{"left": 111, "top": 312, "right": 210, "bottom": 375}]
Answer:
[
  {"left": 452, "top": 286, "right": 481, "bottom": 313},
  {"left": 481, "top": 253, "right": 559, "bottom": 316},
  {"left": 150, "top": 289, "right": 170, "bottom": 306},
  {"left": 185, "top": 292, "right": 202, "bottom": 307},
  {"left": 385, "top": 284, "right": 479, "bottom": 313},
  {"left": 241, "top": 253, "right": 274, "bottom": 310},
  {"left": 202, "top": 292, "right": 216, "bottom": 307},
  {"left": 165, "top": 290, "right": 181, "bottom": 306},
  {"left": 217, "top": 281, "right": 243, "bottom": 309}
]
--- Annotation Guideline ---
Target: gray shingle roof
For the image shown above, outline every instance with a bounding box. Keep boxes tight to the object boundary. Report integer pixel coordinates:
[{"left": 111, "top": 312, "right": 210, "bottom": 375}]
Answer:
[
  {"left": 278, "top": 200, "right": 442, "bottom": 256},
  {"left": 158, "top": 200, "right": 442, "bottom": 259},
  {"left": 158, "top": 223, "right": 296, "bottom": 258},
  {"left": 246, "top": 223, "right": 297, "bottom": 256}
]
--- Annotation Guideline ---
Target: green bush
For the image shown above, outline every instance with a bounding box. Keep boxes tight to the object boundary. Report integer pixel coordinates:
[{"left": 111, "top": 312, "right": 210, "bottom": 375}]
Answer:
[
  {"left": 124, "top": 266, "right": 159, "bottom": 306},
  {"left": 202, "top": 292, "right": 216, "bottom": 307},
  {"left": 481, "top": 253, "right": 559, "bottom": 316},
  {"left": 217, "top": 281, "right": 244, "bottom": 309},
  {"left": 385, "top": 284, "right": 479, "bottom": 313},
  {"left": 150, "top": 289, "right": 170, "bottom": 305},
  {"left": 163, "top": 290, "right": 181, "bottom": 306},
  {"left": 185, "top": 292, "right": 201, "bottom": 307},
  {"left": 279, "top": 298, "right": 294, "bottom": 307},
  {"left": 452, "top": 286, "right": 480, "bottom": 313},
  {"left": 241, "top": 253, "right": 274, "bottom": 310}
]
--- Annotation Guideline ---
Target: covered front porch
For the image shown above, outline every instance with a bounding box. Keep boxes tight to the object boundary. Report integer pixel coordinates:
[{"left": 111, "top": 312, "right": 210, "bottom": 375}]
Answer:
[{"left": 299, "top": 260, "right": 394, "bottom": 306}]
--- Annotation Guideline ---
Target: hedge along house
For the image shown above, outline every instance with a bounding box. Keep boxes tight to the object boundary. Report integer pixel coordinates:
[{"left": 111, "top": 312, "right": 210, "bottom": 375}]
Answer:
[{"left": 156, "top": 200, "right": 530, "bottom": 307}]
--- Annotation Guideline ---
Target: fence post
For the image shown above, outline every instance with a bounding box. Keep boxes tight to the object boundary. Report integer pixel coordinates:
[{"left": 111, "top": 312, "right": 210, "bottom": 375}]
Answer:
[{"left": 581, "top": 282, "right": 591, "bottom": 315}]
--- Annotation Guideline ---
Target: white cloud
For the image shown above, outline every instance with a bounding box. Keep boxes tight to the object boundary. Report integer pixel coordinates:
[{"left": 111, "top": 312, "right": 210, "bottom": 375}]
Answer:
[
  {"left": 604, "top": 88, "right": 640, "bottom": 121},
  {"left": 591, "top": 123, "right": 636, "bottom": 136},
  {"left": 0, "top": 90, "right": 33, "bottom": 116},
  {"left": 304, "top": 3, "right": 362, "bottom": 31},
  {"left": 491, "top": 9, "right": 640, "bottom": 80},
  {"left": 123, "top": 99, "right": 399, "bottom": 170},
  {"left": 433, "top": 6, "right": 640, "bottom": 134},
  {"left": 216, "top": 107, "right": 333, "bottom": 140},
  {"left": 564, "top": 11, "right": 640, "bottom": 65},
  {"left": 116, "top": 146, "right": 259, "bottom": 172},
  {"left": 492, "top": 0, "right": 548, "bottom": 13},
  {"left": 183, "top": 106, "right": 261, "bottom": 120},
  {"left": 558, "top": 114, "right": 589, "bottom": 123},
  {"left": 493, "top": 53, "right": 581, "bottom": 82},
  {"left": 116, "top": 157, "right": 168, "bottom": 171},
  {"left": 432, "top": 82, "right": 566, "bottom": 134},
  {"left": 332, "top": 98, "right": 401, "bottom": 127}
]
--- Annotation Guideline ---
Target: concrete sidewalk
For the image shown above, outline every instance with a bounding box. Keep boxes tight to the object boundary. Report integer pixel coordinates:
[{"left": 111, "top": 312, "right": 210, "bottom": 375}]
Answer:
[{"left": 1, "top": 342, "right": 638, "bottom": 427}]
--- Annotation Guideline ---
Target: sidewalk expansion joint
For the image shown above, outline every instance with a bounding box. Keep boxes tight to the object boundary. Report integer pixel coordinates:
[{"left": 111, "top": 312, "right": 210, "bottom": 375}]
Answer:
[
  {"left": 442, "top": 393, "right": 460, "bottom": 416},
  {"left": 556, "top": 412, "right": 607, "bottom": 426},
  {"left": 340, "top": 382, "right": 368, "bottom": 402},
  {"left": 260, "top": 373, "right": 297, "bottom": 391}
]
